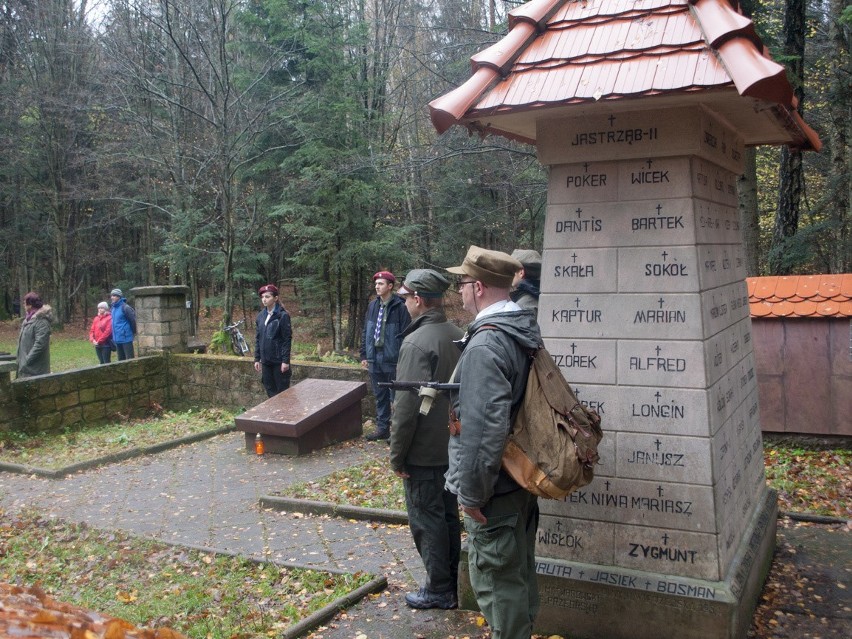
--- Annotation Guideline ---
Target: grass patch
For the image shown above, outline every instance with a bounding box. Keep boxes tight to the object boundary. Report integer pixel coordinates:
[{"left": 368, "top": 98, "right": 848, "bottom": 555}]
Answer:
[
  {"left": 0, "top": 510, "right": 371, "bottom": 638},
  {"left": 0, "top": 331, "right": 108, "bottom": 374},
  {"left": 764, "top": 438, "right": 851, "bottom": 518},
  {"left": 279, "top": 459, "right": 406, "bottom": 511},
  {"left": 0, "top": 408, "right": 235, "bottom": 471}
]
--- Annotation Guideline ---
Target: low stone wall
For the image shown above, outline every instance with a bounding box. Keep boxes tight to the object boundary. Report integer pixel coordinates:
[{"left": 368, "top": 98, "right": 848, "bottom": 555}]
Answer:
[
  {"left": 3, "top": 358, "right": 168, "bottom": 435},
  {"left": 168, "top": 354, "right": 370, "bottom": 412},
  {"left": 0, "top": 353, "right": 371, "bottom": 437}
]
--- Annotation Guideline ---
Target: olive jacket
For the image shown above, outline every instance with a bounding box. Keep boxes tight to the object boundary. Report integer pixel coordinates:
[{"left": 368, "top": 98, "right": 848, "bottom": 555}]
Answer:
[{"left": 389, "top": 308, "right": 463, "bottom": 473}]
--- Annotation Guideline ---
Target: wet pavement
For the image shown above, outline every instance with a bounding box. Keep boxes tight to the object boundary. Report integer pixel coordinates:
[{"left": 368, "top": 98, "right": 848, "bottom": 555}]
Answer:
[{"left": 0, "top": 432, "right": 848, "bottom": 639}]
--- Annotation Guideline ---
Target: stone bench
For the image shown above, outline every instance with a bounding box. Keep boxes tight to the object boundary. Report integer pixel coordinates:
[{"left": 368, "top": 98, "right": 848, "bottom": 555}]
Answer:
[{"left": 234, "top": 378, "right": 368, "bottom": 455}]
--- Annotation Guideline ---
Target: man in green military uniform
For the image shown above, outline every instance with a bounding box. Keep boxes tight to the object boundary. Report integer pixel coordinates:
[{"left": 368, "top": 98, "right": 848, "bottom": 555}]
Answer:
[
  {"left": 445, "top": 246, "right": 543, "bottom": 638},
  {"left": 390, "top": 269, "right": 464, "bottom": 610}
]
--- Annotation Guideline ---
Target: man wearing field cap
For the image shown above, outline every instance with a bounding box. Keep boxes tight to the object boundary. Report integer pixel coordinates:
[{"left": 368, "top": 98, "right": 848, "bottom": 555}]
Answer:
[
  {"left": 360, "top": 270, "right": 410, "bottom": 440},
  {"left": 391, "top": 269, "right": 464, "bottom": 610},
  {"left": 510, "top": 248, "right": 542, "bottom": 312},
  {"left": 445, "top": 246, "right": 543, "bottom": 638}
]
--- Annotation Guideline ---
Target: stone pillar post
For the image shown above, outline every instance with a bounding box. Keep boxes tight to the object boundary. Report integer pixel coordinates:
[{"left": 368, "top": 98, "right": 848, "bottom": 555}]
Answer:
[
  {"left": 130, "top": 285, "right": 190, "bottom": 355},
  {"left": 0, "top": 360, "right": 23, "bottom": 433},
  {"left": 530, "top": 107, "right": 775, "bottom": 638}
]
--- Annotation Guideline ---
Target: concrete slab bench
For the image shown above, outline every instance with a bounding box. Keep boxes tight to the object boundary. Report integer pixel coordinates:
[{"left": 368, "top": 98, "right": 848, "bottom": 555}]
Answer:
[{"left": 234, "top": 378, "right": 368, "bottom": 455}]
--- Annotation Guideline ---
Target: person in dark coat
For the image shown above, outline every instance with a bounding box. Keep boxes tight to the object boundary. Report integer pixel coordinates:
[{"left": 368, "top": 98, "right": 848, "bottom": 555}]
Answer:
[
  {"left": 16, "top": 291, "right": 52, "bottom": 378},
  {"left": 510, "top": 248, "right": 541, "bottom": 312},
  {"left": 359, "top": 270, "right": 411, "bottom": 440},
  {"left": 254, "top": 284, "right": 292, "bottom": 397}
]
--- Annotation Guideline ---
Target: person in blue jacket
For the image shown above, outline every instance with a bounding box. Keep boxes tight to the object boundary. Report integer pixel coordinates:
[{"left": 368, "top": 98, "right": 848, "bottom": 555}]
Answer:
[
  {"left": 359, "top": 270, "right": 411, "bottom": 440},
  {"left": 109, "top": 288, "right": 137, "bottom": 360},
  {"left": 254, "top": 284, "right": 292, "bottom": 397}
]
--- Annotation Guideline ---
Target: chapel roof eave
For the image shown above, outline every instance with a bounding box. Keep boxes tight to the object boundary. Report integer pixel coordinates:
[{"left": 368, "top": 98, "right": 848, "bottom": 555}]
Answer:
[{"left": 428, "top": 0, "right": 821, "bottom": 152}]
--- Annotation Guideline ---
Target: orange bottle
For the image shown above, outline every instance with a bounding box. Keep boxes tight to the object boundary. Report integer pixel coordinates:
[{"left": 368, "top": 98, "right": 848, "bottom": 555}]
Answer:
[{"left": 254, "top": 433, "right": 265, "bottom": 455}]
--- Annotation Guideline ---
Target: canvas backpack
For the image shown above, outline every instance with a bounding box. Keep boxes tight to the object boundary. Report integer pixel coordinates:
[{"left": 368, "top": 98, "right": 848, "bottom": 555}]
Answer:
[
  {"left": 465, "top": 326, "right": 604, "bottom": 500},
  {"left": 502, "top": 344, "right": 603, "bottom": 500}
]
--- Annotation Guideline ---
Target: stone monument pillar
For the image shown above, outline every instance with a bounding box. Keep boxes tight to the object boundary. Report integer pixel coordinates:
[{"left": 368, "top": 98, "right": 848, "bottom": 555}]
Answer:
[
  {"left": 531, "top": 106, "right": 774, "bottom": 638},
  {"left": 130, "top": 285, "right": 190, "bottom": 355},
  {"left": 427, "top": 2, "right": 820, "bottom": 635}
]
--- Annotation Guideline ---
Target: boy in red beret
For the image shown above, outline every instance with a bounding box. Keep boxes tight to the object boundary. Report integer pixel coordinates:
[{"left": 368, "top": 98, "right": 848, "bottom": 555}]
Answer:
[
  {"left": 359, "top": 271, "right": 410, "bottom": 440},
  {"left": 254, "top": 284, "right": 292, "bottom": 397}
]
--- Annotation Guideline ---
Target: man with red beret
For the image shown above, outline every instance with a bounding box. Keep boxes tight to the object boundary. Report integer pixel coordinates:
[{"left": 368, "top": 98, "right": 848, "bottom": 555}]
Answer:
[
  {"left": 360, "top": 270, "right": 411, "bottom": 440},
  {"left": 254, "top": 284, "right": 292, "bottom": 397}
]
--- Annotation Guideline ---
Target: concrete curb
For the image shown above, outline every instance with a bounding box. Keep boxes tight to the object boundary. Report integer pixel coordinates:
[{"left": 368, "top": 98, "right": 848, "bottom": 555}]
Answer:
[
  {"left": 781, "top": 510, "right": 850, "bottom": 525},
  {"left": 0, "top": 426, "right": 235, "bottom": 479},
  {"left": 260, "top": 495, "right": 409, "bottom": 526},
  {"left": 282, "top": 576, "right": 388, "bottom": 639}
]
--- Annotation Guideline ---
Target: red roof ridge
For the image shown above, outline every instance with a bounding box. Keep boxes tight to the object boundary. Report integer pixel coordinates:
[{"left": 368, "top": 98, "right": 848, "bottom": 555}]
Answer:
[{"left": 747, "top": 274, "right": 851, "bottom": 318}]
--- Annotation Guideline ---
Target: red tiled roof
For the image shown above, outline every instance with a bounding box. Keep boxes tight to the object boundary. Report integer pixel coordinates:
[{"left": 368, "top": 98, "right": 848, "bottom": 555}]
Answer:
[
  {"left": 429, "top": 0, "right": 820, "bottom": 151},
  {"left": 747, "top": 275, "right": 852, "bottom": 318}
]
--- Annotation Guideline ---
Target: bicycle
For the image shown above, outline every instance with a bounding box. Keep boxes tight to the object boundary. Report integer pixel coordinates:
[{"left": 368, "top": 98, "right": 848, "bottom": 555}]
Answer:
[{"left": 224, "top": 319, "right": 251, "bottom": 356}]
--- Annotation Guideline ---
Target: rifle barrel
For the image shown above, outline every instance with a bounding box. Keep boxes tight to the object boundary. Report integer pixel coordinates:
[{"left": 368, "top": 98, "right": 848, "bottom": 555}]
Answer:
[{"left": 378, "top": 381, "right": 459, "bottom": 391}]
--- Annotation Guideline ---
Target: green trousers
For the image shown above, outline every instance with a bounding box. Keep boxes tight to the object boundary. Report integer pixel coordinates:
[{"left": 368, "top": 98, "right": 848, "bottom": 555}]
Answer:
[
  {"left": 404, "top": 464, "right": 461, "bottom": 593},
  {"left": 464, "top": 488, "right": 539, "bottom": 639}
]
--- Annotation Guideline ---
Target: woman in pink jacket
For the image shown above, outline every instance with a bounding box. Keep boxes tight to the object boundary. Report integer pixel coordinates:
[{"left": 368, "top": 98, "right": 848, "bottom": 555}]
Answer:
[{"left": 89, "top": 302, "right": 113, "bottom": 364}]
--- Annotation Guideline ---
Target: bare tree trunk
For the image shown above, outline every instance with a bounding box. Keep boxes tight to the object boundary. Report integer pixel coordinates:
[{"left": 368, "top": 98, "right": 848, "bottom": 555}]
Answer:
[{"left": 769, "top": 0, "right": 807, "bottom": 275}]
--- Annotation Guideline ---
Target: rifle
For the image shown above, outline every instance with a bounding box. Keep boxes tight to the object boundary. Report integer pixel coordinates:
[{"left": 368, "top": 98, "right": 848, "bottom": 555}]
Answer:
[
  {"left": 378, "top": 381, "right": 459, "bottom": 392},
  {"left": 377, "top": 381, "right": 459, "bottom": 415}
]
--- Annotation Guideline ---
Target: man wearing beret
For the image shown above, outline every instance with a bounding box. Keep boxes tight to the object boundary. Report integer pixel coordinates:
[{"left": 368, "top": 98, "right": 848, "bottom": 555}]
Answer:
[
  {"left": 254, "top": 284, "right": 292, "bottom": 397},
  {"left": 445, "top": 246, "right": 543, "bottom": 638},
  {"left": 390, "top": 269, "right": 464, "bottom": 610},
  {"left": 360, "top": 270, "right": 411, "bottom": 440},
  {"left": 510, "top": 248, "right": 542, "bottom": 312}
]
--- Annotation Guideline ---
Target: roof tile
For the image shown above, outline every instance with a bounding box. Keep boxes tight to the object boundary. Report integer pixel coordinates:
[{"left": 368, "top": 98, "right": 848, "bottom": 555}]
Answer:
[
  {"left": 795, "top": 275, "right": 822, "bottom": 299},
  {"left": 747, "top": 275, "right": 852, "bottom": 318},
  {"left": 840, "top": 274, "right": 852, "bottom": 297},
  {"left": 773, "top": 276, "right": 799, "bottom": 300}
]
